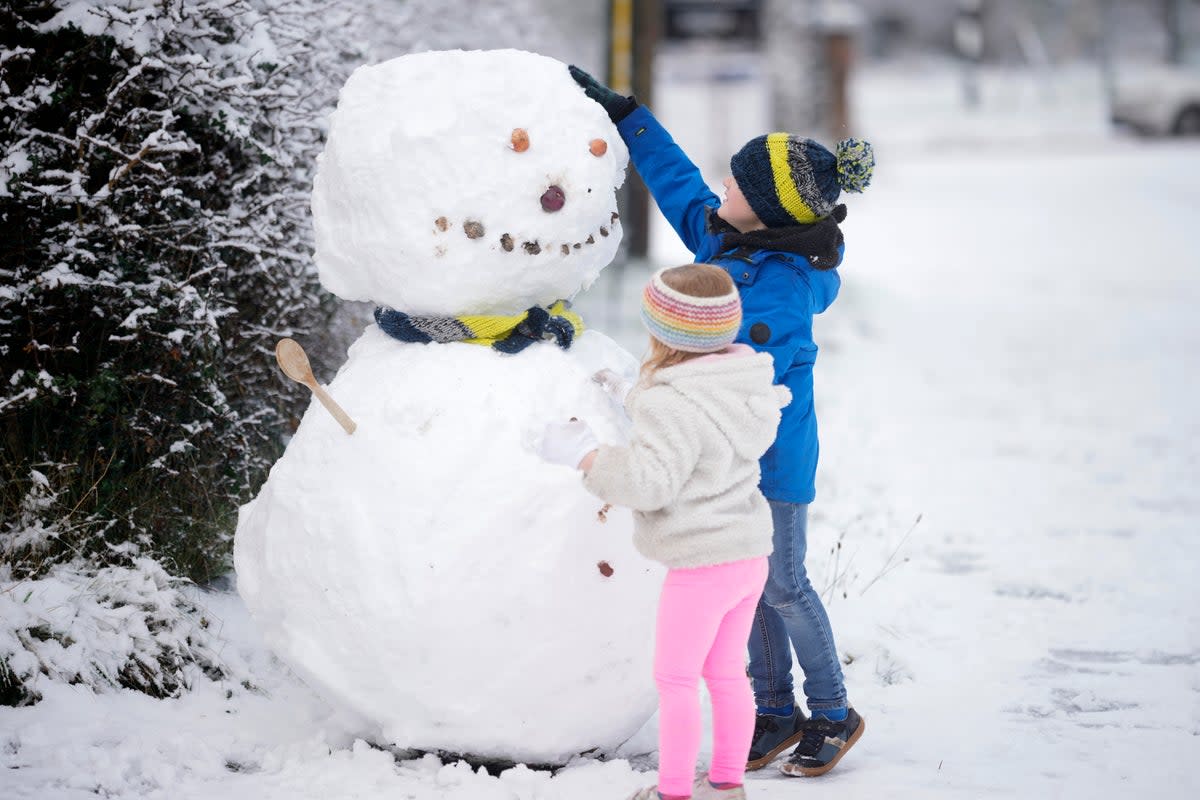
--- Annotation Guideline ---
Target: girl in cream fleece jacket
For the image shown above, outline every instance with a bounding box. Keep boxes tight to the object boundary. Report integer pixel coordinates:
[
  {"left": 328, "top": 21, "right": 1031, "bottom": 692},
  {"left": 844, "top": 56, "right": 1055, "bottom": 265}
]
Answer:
[{"left": 539, "top": 264, "right": 789, "bottom": 800}]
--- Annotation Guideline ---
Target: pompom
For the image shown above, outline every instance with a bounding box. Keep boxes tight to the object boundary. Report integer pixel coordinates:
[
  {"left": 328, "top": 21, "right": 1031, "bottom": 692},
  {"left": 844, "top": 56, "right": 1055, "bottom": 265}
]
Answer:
[{"left": 835, "top": 138, "right": 874, "bottom": 193}]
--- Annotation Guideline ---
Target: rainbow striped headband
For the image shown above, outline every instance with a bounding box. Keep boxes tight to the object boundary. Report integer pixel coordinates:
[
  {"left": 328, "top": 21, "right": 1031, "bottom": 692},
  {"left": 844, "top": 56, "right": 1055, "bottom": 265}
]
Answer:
[{"left": 640, "top": 268, "right": 742, "bottom": 353}]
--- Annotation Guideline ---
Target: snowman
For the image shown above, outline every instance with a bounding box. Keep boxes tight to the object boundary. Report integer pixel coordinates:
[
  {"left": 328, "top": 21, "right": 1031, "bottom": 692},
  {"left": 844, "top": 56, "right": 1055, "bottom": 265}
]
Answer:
[{"left": 234, "top": 49, "right": 664, "bottom": 765}]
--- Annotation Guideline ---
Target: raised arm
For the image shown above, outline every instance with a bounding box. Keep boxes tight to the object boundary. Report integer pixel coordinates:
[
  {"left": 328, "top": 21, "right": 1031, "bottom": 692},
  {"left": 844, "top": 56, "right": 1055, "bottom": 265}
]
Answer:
[
  {"left": 569, "top": 66, "right": 719, "bottom": 254},
  {"left": 616, "top": 106, "right": 721, "bottom": 254}
]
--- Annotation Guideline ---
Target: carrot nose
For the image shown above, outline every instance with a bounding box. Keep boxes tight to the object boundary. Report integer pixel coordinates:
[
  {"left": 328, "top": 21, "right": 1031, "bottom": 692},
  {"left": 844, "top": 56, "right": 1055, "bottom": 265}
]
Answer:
[{"left": 540, "top": 185, "right": 565, "bottom": 212}]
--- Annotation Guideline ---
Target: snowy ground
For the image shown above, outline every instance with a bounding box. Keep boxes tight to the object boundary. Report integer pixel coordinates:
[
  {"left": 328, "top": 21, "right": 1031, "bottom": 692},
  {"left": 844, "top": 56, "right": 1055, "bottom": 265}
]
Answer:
[{"left": 4, "top": 60, "right": 1199, "bottom": 799}]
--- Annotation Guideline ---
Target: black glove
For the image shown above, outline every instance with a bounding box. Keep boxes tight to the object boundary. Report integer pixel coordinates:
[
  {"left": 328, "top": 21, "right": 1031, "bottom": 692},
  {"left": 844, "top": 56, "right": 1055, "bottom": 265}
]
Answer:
[{"left": 568, "top": 65, "right": 638, "bottom": 124}]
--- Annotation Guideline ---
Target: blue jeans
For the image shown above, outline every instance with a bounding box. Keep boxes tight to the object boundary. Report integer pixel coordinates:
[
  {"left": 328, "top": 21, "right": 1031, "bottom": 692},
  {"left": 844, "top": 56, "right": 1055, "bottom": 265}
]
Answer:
[{"left": 747, "top": 501, "right": 848, "bottom": 714}]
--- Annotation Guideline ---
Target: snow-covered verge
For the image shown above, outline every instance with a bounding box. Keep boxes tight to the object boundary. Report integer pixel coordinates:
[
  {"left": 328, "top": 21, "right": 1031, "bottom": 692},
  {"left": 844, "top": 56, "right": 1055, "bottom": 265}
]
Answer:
[
  {"left": 793, "top": 139, "right": 1200, "bottom": 800},
  {"left": 0, "top": 559, "right": 240, "bottom": 705},
  {"left": 3, "top": 60, "right": 1198, "bottom": 799},
  {"left": 0, "top": 582, "right": 656, "bottom": 799}
]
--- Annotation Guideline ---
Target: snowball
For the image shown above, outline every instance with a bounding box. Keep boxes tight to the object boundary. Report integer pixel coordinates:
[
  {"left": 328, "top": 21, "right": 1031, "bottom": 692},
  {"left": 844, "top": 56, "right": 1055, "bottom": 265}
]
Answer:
[
  {"left": 235, "top": 331, "right": 661, "bottom": 763},
  {"left": 311, "top": 49, "right": 629, "bottom": 316}
]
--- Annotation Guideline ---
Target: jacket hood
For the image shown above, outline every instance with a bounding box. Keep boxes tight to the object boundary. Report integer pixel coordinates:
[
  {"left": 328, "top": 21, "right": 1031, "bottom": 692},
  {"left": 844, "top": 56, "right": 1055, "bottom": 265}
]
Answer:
[{"left": 642, "top": 345, "right": 791, "bottom": 460}]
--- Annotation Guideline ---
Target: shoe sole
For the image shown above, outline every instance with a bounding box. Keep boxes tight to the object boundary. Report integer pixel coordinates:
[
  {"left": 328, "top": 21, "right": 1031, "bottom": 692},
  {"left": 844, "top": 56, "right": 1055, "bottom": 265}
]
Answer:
[
  {"left": 745, "top": 728, "right": 806, "bottom": 771},
  {"left": 779, "top": 716, "right": 866, "bottom": 777}
]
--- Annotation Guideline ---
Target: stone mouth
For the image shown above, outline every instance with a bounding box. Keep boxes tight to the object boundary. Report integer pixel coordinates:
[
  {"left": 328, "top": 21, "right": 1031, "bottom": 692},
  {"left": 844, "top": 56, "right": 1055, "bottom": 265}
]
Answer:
[{"left": 432, "top": 211, "right": 621, "bottom": 257}]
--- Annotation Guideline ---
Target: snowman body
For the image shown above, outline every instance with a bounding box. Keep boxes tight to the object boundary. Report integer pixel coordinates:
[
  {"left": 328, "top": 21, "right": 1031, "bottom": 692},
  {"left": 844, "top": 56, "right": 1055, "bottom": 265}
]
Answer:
[{"left": 234, "top": 50, "right": 663, "bottom": 763}]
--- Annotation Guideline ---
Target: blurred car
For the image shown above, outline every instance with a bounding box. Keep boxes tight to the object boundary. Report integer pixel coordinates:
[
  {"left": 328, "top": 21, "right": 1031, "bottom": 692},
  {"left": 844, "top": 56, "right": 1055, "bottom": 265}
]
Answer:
[{"left": 1111, "top": 66, "right": 1200, "bottom": 136}]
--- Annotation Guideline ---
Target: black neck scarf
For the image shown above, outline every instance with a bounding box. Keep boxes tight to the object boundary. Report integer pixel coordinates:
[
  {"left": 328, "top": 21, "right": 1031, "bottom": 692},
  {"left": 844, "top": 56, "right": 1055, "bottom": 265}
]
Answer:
[{"left": 707, "top": 204, "right": 848, "bottom": 270}]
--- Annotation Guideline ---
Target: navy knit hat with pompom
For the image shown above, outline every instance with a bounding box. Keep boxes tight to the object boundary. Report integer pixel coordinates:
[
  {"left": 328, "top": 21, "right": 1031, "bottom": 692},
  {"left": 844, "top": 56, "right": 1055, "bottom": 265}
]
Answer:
[{"left": 730, "top": 134, "right": 874, "bottom": 228}]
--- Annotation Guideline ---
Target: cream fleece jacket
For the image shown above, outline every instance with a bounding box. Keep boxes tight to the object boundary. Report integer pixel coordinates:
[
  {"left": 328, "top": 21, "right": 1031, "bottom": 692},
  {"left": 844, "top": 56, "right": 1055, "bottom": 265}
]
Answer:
[{"left": 583, "top": 345, "right": 792, "bottom": 569}]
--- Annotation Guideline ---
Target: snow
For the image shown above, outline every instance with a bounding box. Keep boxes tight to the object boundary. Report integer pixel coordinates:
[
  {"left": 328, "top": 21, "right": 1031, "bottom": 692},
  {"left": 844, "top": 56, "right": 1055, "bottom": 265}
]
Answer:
[
  {"left": 119, "top": 306, "right": 157, "bottom": 329},
  {"left": 0, "top": 560, "right": 226, "bottom": 706},
  {"left": 804, "top": 72, "right": 1200, "bottom": 794},
  {"left": 41, "top": 1, "right": 165, "bottom": 55},
  {"left": 3, "top": 56, "right": 1199, "bottom": 800},
  {"left": 36, "top": 263, "right": 88, "bottom": 289},
  {"left": 0, "top": 146, "right": 32, "bottom": 198}
]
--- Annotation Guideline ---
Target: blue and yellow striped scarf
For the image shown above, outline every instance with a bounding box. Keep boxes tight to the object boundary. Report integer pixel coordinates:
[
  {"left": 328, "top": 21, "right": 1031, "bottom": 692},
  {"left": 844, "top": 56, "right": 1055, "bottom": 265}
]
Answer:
[{"left": 373, "top": 300, "right": 583, "bottom": 354}]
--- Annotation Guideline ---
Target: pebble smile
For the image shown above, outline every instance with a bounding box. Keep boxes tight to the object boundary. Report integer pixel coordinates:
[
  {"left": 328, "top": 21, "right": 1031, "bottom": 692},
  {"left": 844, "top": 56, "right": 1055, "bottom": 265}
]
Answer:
[{"left": 433, "top": 211, "right": 620, "bottom": 256}]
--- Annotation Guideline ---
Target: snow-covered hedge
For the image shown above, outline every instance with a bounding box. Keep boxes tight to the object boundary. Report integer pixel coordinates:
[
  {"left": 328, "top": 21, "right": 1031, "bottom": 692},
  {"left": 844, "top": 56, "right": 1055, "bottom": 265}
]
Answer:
[{"left": 0, "top": 0, "right": 361, "bottom": 583}]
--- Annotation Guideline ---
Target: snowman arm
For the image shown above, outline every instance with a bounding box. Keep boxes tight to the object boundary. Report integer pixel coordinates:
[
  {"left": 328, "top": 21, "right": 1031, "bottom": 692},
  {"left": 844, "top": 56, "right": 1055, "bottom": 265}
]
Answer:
[
  {"left": 616, "top": 105, "right": 720, "bottom": 255},
  {"left": 582, "top": 387, "right": 700, "bottom": 512}
]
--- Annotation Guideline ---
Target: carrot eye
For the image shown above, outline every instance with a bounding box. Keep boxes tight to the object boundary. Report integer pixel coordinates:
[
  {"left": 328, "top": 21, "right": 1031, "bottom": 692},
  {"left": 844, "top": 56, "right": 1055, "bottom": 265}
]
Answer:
[
  {"left": 511, "top": 128, "right": 530, "bottom": 152},
  {"left": 589, "top": 138, "right": 607, "bottom": 156}
]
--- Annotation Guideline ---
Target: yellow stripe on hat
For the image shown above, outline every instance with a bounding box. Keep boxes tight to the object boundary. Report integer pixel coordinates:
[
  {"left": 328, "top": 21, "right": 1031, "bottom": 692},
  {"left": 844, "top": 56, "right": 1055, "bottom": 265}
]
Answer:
[{"left": 766, "top": 133, "right": 819, "bottom": 224}]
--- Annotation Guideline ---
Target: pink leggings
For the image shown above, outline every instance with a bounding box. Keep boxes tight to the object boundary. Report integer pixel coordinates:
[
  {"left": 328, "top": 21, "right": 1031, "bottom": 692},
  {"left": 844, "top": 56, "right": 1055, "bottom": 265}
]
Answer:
[{"left": 654, "top": 557, "right": 768, "bottom": 796}]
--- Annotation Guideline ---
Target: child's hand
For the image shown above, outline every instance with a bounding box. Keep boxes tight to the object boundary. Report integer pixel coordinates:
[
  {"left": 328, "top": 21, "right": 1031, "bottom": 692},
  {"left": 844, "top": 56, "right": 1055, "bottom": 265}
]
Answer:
[
  {"left": 591, "top": 368, "right": 632, "bottom": 405},
  {"left": 567, "top": 65, "right": 638, "bottom": 123},
  {"left": 538, "top": 419, "right": 599, "bottom": 470}
]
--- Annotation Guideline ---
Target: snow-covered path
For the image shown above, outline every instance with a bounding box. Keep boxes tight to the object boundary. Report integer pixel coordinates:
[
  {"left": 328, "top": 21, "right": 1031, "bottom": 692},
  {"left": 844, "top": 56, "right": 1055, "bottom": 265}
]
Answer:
[
  {"left": 803, "top": 139, "right": 1200, "bottom": 797},
  {"left": 4, "top": 70, "right": 1199, "bottom": 799}
]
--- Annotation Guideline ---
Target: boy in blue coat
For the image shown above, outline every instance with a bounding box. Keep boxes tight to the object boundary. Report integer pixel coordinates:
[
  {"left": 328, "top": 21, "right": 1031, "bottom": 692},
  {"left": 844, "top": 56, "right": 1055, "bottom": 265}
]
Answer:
[{"left": 570, "top": 66, "right": 874, "bottom": 780}]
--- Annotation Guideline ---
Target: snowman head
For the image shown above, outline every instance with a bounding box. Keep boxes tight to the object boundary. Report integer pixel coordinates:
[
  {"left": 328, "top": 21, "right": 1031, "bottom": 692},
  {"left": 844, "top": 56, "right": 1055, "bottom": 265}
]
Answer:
[{"left": 311, "top": 49, "right": 629, "bottom": 317}]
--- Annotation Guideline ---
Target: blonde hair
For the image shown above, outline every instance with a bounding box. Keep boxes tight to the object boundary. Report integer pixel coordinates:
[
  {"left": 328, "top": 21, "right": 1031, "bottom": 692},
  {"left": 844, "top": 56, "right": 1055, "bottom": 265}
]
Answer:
[{"left": 640, "top": 263, "right": 737, "bottom": 379}]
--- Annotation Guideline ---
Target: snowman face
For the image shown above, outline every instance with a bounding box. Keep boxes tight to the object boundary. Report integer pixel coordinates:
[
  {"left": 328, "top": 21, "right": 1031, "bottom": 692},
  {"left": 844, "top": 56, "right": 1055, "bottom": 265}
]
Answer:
[{"left": 312, "top": 49, "right": 629, "bottom": 316}]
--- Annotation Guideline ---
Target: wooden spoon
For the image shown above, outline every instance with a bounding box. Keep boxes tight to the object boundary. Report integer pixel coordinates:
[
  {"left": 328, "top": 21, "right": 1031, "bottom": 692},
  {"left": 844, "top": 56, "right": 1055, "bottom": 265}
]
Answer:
[{"left": 275, "top": 338, "right": 357, "bottom": 435}]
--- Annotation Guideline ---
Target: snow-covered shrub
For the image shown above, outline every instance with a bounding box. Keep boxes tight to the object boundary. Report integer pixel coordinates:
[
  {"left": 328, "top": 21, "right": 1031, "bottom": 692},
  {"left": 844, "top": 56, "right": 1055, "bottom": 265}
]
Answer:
[
  {"left": 0, "top": 557, "right": 232, "bottom": 705},
  {"left": 0, "top": 0, "right": 362, "bottom": 582}
]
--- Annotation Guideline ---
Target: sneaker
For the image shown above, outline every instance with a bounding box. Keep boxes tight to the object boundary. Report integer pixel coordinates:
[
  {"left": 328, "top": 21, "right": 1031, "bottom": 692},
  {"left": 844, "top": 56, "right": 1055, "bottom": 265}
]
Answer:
[
  {"left": 745, "top": 707, "right": 807, "bottom": 770},
  {"left": 624, "top": 786, "right": 661, "bottom": 800},
  {"left": 625, "top": 786, "right": 695, "bottom": 800},
  {"left": 779, "top": 708, "right": 865, "bottom": 777},
  {"left": 692, "top": 775, "right": 747, "bottom": 799}
]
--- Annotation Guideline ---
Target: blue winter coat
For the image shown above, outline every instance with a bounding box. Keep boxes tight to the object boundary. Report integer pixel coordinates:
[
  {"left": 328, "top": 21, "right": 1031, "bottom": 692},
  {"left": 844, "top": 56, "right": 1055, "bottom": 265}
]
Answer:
[{"left": 616, "top": 105, "right": 841, "bottom": 504}]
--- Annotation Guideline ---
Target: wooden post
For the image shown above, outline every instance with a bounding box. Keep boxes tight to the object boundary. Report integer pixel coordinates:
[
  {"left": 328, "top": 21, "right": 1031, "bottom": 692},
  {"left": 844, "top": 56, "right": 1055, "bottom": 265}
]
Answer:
[
  {"left": 608, "top": 0, "right": 659, "bottom": 261},
  {"left": 824, "top": 31, "right": 854, "bottom": 136},
  {"left": 631, "top": 0, "right": 660, "bottom": 260},
  {"left": 1164, "top": 0, "right": 1185, "bottom": 66},
  {"left": 955, "top": 0, "right": 985, "bottom": 109}
]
